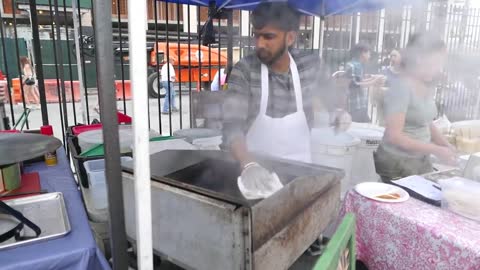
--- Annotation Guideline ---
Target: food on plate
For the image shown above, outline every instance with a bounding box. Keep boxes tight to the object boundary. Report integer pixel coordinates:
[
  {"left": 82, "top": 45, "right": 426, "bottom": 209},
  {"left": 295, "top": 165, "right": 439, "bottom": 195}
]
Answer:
[{"left": 375, "top": 193, "right": 401, "bottom": 200}]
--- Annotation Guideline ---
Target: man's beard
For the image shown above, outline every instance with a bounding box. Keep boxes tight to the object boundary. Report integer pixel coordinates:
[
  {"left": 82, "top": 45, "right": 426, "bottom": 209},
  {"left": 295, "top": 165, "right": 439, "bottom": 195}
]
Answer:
[{"left": 256, "top": 43, "right": 287, "bottom": 66}]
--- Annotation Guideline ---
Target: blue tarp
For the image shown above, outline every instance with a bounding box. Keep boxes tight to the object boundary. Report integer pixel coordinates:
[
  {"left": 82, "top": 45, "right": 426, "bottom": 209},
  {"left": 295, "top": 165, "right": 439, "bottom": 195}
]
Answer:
[{"left": 158, "top": 0, "right": 415, "bottom": 16}]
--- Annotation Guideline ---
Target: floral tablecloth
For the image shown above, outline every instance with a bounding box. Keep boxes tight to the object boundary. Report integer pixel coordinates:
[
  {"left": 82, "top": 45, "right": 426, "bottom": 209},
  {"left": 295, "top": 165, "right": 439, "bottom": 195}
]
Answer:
[{"left": 341, "top": 190, "right": 480, "bottom": 270}]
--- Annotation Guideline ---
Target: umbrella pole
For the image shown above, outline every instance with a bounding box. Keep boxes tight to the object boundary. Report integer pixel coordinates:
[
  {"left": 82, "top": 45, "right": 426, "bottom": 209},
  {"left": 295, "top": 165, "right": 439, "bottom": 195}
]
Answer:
[
  {"left": 227, "top": 9, "right": 233, "bottom": 72},
  {"left": 313, "top": 16, "right": 325, "bottom": 59},
  {"left": 127, "top": 0, "right": 153, "bottom": 268}
]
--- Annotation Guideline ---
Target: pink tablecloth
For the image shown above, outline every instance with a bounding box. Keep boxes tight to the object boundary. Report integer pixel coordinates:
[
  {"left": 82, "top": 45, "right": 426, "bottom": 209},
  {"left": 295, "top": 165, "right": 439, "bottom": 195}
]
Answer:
[{"left": 342, "top": 190, "right": 480, "bottom": 270}]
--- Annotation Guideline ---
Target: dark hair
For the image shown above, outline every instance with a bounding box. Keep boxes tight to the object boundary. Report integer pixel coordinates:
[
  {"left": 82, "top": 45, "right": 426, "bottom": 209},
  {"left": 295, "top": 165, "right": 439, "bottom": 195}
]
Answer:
[
  {"left": 251, "top": 2, "right": 301, "bottom": 32},
  {"left": 20, "top": 56, "right": 30, "bottom": 68},
  {"left": 350, "top": 43, "right": 370, "bottom": 59},
  {"left": 401, "top": 32, "right": 446, "bottom": 70}
]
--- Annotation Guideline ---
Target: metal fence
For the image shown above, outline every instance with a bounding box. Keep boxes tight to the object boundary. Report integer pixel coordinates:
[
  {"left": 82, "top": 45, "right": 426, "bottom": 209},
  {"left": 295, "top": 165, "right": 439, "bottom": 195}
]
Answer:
[
  {"left": 3, "top": 0, "right": 480, "bottom": 266},
  {"left": 1, "top": 0, "right": 480, "bottom": 139}
]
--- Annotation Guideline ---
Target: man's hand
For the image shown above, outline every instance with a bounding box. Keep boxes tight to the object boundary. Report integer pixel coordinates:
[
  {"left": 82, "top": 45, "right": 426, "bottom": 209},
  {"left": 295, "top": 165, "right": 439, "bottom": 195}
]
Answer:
[
  {"left": 446, "top": 143, "right": 456, "bottom": 152},
  {"left": 372, "top": 75, "right": 387, "bottom": 87}
]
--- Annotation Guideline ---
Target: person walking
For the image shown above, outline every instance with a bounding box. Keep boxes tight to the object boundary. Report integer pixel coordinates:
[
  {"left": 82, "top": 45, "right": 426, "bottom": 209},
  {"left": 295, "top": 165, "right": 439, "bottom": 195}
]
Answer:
[
  {"left": 20, "top": 56, "right": 40, "bottom": 109},
  {"left": 161, "top": 56, "right": 178, "bottom": 114}
]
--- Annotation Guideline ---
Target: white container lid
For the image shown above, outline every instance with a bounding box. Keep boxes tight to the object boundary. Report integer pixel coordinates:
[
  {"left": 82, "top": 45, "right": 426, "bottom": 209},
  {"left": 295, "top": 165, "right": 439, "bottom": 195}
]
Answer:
[
  {"left": 311, "top": 128, "right": 361, "bottom": 147},
  {"left": 78, "top": 125, "right": 159, "bottom": 150},
  {"left": 192, "top": 136, "right": 222, "bottom": 146},
  {"left": 451, "top": 120, "right": 480, "bottom": 129},
  {"left": 148, "top": 139, "right": 197, "bottom": 154},
  {"left": 347, "top": 123, "right": 384, "bottom": 140},
  {"left": 173, "top": 128, "right": 222, "bottom": 143}
]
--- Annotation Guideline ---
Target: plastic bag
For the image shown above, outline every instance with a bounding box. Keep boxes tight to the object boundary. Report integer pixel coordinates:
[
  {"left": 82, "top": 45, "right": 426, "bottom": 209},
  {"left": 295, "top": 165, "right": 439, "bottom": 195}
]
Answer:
[
  {"left": 439, "top": 177, "right": 480, "bottom": 222},
  {"left": 433, "top": 115, "right": 451, "bottom": 134}
]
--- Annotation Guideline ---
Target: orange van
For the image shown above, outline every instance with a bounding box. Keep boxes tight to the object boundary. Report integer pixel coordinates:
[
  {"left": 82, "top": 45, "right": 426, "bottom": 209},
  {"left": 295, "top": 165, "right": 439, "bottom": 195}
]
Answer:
[{"left": 147, "top": 42, "right": 227, "bottom": 98}]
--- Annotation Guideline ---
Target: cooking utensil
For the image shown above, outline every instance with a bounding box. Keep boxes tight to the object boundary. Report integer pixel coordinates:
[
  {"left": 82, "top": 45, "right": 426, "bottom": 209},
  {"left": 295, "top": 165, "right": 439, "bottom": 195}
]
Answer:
[{"left": 0, "top": 133, "right": 62, "bottom": 167}]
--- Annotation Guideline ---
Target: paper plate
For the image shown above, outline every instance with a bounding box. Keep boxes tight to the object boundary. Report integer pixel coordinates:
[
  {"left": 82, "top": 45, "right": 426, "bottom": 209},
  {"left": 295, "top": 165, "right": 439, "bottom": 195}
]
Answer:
[{"left": 355, "top": 182, "right": 409, "bottom": 203}]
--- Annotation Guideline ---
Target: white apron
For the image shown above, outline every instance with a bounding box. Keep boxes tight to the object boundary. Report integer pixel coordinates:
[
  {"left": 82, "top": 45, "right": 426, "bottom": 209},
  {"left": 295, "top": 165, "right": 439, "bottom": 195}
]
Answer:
[{"left": 246, "top": 53, "right": 311, "bottom": 163}]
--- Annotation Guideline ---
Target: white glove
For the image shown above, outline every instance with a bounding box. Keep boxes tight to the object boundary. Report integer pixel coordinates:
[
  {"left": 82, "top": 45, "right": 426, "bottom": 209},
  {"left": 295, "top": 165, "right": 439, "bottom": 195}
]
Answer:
[{"left": 238, "top": 162, "right": 283, "bottom": 200}]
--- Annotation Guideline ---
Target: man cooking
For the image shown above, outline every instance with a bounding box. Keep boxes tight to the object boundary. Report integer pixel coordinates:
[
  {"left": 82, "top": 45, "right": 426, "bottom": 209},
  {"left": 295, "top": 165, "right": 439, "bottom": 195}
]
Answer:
[{"left": 222, "top": 2, "right": 349, "bottom": 194}]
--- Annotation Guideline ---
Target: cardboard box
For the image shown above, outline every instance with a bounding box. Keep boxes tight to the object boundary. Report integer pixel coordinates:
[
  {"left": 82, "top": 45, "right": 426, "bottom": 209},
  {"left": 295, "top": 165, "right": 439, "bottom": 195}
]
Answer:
[{"left": 0, "top": 170, "right": 4, "bottom": 193}]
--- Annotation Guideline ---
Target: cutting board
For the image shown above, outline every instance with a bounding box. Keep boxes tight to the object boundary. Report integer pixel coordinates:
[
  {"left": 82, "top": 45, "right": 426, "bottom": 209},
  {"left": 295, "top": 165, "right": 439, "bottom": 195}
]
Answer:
[{"left": 0, "top": 172, "right": 41, "bottom": 200}]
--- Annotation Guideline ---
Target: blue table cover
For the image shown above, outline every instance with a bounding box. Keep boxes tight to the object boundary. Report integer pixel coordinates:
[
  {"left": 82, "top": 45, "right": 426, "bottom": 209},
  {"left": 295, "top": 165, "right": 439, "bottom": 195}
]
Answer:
[{"left": 0, "top": 148, "right": 111, "bottom": 270}]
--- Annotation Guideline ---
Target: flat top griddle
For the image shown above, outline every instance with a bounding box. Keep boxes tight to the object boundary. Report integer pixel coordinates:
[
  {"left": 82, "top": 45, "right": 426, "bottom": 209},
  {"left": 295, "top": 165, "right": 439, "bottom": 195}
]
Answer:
[{"left": 122, "top": 150, "right": 341, "bottom": 207}]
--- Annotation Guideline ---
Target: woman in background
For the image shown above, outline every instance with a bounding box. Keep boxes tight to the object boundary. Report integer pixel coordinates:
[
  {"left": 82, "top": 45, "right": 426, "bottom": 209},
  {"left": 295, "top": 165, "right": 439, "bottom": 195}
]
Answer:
[
  {"left": 374, "top": 49, "right": 402, "bottom": 125},
  {"left": 374, "top": 33, "right": 456, "bottom": 182},
  {"left": 20, "top": 56, "right": 40, "bottom": 108},
  {"left": 382, "top": 48, "right": 402, "bottom": 86}
]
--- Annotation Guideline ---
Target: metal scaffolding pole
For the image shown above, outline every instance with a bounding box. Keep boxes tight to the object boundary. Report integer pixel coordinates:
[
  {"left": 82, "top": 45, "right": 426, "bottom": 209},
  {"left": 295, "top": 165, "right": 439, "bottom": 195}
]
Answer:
[
  {"left": 53, "top": 0, "right": 69, "bottom": 137},
  {"left": 71, "top": 0, "right": 88, "bottom": 123},
  {"left": 29, "top": 0, "right": 48, "bottom": 126},
  {"left": 92, "top": 0, "right": 128, "bottom": 268}
]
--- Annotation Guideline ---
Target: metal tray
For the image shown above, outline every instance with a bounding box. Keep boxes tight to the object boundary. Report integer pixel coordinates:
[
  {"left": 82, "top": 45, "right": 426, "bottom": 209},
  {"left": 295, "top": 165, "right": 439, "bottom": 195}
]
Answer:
[
  {"left": 0, "top": 192, "right": 71, "bottom": 250},
  {"left": 423, "top": 169, "right": 462, "bottom": 182}
]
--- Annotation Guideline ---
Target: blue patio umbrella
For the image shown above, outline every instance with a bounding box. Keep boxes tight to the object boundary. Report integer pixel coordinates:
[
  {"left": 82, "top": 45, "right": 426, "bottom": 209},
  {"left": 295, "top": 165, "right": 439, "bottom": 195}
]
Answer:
[
  {"left": 156, "top": 0, "right": 416, "bottom": 17},
  {"left": 168, "top": 0, "right": 416, "bottom": 46}
]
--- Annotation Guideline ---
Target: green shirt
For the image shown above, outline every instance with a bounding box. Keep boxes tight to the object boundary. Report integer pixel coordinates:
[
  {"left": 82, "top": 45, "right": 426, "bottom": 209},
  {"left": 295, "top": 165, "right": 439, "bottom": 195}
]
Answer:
[{"left": 381, "top": 78, "right": 438, "bottom": 157}]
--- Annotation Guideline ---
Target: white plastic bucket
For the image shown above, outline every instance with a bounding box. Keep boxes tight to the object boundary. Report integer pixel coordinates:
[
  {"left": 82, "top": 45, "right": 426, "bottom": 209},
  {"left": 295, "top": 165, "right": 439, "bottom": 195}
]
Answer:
[
  {"left": 313, "top": 111, "right": 331, "bottom": 128},
  {"left": 310, "top": 128, "right": 361, "bottom": 195},
  {"left": 84, "top": 156, "right": 133, "bottom": 187},
  {"left": 347, "top": 123, "right": 384, "bottom": 183},
  {"left": 347, "top": 123, "right": 385, "bottom": 149}
]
